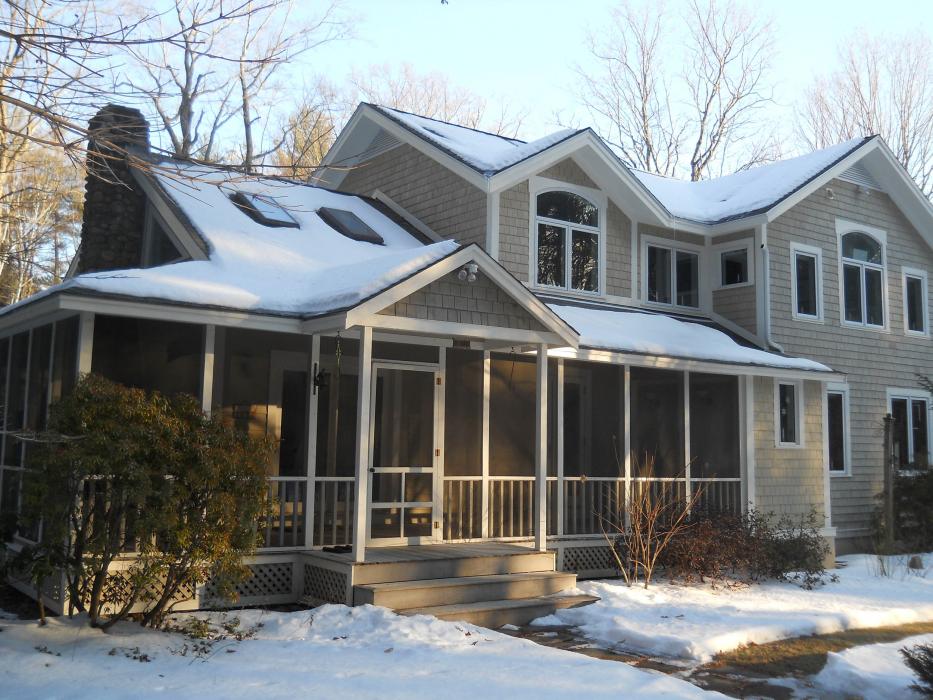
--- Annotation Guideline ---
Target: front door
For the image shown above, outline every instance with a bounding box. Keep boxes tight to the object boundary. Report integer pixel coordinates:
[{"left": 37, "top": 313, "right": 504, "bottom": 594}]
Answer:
[{"left": 367, "top": 362, "right": 440, "bottom": 545}]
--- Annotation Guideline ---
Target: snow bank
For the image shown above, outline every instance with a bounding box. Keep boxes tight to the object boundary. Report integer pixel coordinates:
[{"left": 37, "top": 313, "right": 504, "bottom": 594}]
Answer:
[
  {"left": 0, "top": 604, "right": 717, "bottom": 699},
  {"left": 549, "top": 302, "right": 831, "bottom": 372},
  {"left": 814, "top": 633, "right": 933, "bottom": 700},
  {"left": 538, "top": 553, "right": 933, "bottom": 662},
  {"left": 633, "top": 138, "right": 869, "bottom": 223}
]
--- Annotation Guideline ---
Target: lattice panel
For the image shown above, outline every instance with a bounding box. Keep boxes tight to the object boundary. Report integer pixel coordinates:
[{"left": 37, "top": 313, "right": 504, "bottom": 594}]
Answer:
[
  {"left": 101, "top": 571, "right": 196, "bottom": 607},
  {"left": 303, "top": 564, "right": 347, "bottom": 604},
  {"left": 235, "top": 563, "right": 293, "bottom": 598},
  {"left": 561, "top": 545, "right": 617, "bottom": 575}
]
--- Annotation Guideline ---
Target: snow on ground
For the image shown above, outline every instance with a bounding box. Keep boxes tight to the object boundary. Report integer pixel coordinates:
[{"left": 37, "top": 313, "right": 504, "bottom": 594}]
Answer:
[
  {"left": 536, "top": 553, "right": 933, "bottom": 662},
  {"left": 0, "top": 604, "right": 719, "bottom": 699},
  {"left": 813, "top": 633, "right": 933, "bottom": 700}
]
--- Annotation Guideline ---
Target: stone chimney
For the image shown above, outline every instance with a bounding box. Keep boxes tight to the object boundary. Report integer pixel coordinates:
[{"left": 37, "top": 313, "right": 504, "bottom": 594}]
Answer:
[{"left": 77, "top": 105, "right": 150, "bottom": 273}]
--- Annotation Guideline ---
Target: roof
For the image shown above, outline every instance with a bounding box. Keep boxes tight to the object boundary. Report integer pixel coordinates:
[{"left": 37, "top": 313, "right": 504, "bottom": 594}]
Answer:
[
  {"left": 547, "top": 300, "right": 832, "bottom": 373},
  {"left": 370, "top": 104, "right": 584, "bottom": 176},
  {"left": 631, "top": 137, "right": 874, "bottom": 224},
  {"left": 9, "top": 162, "right": 460, "bottom": 319}
]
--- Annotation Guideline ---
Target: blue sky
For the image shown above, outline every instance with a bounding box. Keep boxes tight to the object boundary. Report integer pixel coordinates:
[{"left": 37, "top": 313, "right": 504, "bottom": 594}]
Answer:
[{"left": 311, "top": 0, "right": 933, "bottom": 139}]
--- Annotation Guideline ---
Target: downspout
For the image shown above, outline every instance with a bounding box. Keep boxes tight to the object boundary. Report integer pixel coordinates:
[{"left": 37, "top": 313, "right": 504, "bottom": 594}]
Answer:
[{"left": 759, "top": 222, "right": 784, "bottom": 353}]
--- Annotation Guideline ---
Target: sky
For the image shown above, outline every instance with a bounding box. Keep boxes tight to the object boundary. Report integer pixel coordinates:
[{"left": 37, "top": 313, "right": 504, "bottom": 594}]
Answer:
[{"left": 309, "top": 0, "right": 933, "bottom": 140}]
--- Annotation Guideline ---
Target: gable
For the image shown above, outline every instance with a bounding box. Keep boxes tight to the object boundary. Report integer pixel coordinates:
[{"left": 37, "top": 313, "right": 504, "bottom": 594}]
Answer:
[
  {"left": 377, "top": 270, "right": 551, "bottom": 333},
  {"left": 538, "top": 158, "right": 598, "bottom": 189}
]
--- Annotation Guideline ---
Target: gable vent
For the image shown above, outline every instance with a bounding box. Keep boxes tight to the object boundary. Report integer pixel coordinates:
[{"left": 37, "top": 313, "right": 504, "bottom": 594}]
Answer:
[
  {"left": 362, "top": 128, "right": 401, "bottom": 160},
  {"left": 839, "top": 163, "right": 882, "bottom": 191}
]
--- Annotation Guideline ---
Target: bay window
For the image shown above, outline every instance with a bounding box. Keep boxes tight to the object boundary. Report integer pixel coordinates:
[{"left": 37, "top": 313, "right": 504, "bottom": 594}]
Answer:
[{"left": 535, "top": 190, "right": 600, "bottom": 293}]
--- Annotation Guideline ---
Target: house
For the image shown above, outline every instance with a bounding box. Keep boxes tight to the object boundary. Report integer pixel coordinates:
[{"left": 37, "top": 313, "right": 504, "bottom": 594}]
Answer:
[{"left": 0, "top": 103, "right": 928, "bottom": 622}]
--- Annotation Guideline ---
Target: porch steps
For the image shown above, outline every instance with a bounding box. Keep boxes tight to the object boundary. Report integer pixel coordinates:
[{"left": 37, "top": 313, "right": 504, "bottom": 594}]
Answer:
[
  {"left": 401, "top": 594, "right": 600, "bottom": 628},
  {"left": 354, "top": 571, "right": 577, "bottom": 609},
  {"left": 350, "top": 549, "right": 557, "bottom": 586}
]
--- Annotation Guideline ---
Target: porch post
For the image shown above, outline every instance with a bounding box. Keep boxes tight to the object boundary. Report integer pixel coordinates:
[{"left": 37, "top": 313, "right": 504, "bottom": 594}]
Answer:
[
  {"left": 534, "top": 343, "right": 548, "bottom": 551},
  {"left": 200, "top": 324, "right": 216, "bottom": 413},
  {"left": 743, "top": 376, "right": 757, "bottom": 511},
  {"left": 352, "top": 326, "right": 373, "bottom": 563},
  {"left": 76, "top": 312, "right": 94, "bottom": 376}
]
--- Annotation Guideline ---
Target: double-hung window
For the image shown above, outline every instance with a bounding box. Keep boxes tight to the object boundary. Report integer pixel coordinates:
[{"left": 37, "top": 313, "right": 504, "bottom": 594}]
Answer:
[
  {"left": 889, "top": 391, "right": 930, "bottom": 469},
  {"left": 775, "top": 379, "right": 804, "bottom": 447},
  {"left": 903, "top": 268, "right": 929, "bottom": 336},
  {"left": 646, "top": 242, "right": 700, "bottom": 308},
  {"left": 791, "top": 243, "right": 822, "bottom": 321},
  {"left": 535, "top": 190, "right": 600, "bottom": 293},
  {"left": 826, "top": 384, "right": 850, "bottom": 475},
  {"left": 840, "top": 229, "right": 886, "bottom": 328}
]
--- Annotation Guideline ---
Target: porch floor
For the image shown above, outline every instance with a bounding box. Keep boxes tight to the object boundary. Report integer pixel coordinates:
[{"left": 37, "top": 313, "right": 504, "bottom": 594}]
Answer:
[{"left": 310, "top": 542, "right": 538, "bottom": 565}]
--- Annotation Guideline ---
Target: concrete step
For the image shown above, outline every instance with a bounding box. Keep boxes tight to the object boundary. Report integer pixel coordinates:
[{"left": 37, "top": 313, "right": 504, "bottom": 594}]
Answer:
[
  {"left": 401, "top": 594, "right": 599, "bottom": 628},
  {"left": 350, "top": 550, "right": 556, "bottom": 585},
  {"left": 354, "top": 571, "right": 577, "bottom": 609}
]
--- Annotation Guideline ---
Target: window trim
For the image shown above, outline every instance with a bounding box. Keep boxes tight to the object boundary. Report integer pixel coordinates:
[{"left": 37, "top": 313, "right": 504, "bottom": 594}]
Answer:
[
  {"left": 774, "top": 378, "right": 805, "bottom": 449},
  {"left": 825, "top": 382, "right": 851, "bottom": 477},
  {"left": 790, "top": 242, "right": 824, "bottom": 323},
  {"left": 836, "top": 219, "right": 889, "bottom": 331},
  {"left": 529, "top": 177, "right": 607, "bottom": 297},
  {"left": 902, "top": 267, "right": 929, "bottom": 337},
  {"left": 641, "top": 234, "right": 704, "bottom": 310},
  {"left": 712, "top": 240, "right": 754, "bottom": 290},
  {"left": 886, "top": 387, "right": 932, "bottom": 469},
  {"left": 141, "top": 204, "right": 187, "bottom": 268}
]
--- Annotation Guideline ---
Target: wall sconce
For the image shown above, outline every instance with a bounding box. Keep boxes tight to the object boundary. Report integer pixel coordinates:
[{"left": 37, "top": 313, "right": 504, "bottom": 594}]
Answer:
[
  {"left": 825, "top": 187, "right": 836, "bottom": 200},
  {"left": 457, "top": 263, "right": 479, "bottom": 283}
]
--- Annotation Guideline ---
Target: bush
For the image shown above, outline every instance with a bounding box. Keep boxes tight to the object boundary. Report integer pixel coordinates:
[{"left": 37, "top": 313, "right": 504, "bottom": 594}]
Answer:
[
  {"left": 4, "top": 374, "right": 273, "bottom": 628},
  {"left": 901, "top": 642, "right": 933, "bottom": 696},
  {"left": 878, "top": 471, "right": 933, "bottom": 552},
  {"left": 659, "top": 507, "right": 832, "bottom": 588}
]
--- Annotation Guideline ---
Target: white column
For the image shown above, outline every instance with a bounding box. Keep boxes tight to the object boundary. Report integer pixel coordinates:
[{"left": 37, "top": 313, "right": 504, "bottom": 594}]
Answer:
[
  {"left": 481, "top": 351, "right": 490, "bottom": 539},
  {"left": 76, "top": 312, "right": 94, "bottom": 376},
  {"left": 306, "top": 334, "right": 321, "bottom": 550},
  {"left": 534, "top": 343, "right": 548, "bottom": 551},
  {"left": 623, "top": 365, "right": 632, "bottom": 528},
  {"left": 820, "top": 382, "right": 832, "bottom": 530},
  {"left": 744, "top": 376, "right": 757, "bottom": 511},
  {"left": 200, "top": 325, "right": 216, "bottom": 414},
  {"left": 353, "top": 326, "right": 373, "bottom": 563},
  {"left": 555, "top": 359, "right": 564, "bottom": 538},
  {"left": 683, "top": 371, "right": 691, "bottom": 502}
]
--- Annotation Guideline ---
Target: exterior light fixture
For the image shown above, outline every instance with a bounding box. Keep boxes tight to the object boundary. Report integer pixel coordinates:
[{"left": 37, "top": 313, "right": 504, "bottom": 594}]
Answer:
[
  {"left": 457, "top": 263, "right": 479, "bottom": 283},
  {"left": 825, "top": 188, "right": 836, "bottom": 200}
]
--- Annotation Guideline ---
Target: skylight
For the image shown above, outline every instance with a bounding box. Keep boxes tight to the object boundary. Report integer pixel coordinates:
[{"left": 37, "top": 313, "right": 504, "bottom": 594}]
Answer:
[
  {"left": 317, "top": 207, "right": 385, "bottom": 245},
  {"left": 230, "top": 191, "right": 299, "bottom": 228}
]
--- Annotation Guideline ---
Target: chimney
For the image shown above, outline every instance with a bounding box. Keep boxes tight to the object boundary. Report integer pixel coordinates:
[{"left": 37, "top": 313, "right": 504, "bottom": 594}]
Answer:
[{"left": 77, "top": 105, "right": 150, "bottom": 273}]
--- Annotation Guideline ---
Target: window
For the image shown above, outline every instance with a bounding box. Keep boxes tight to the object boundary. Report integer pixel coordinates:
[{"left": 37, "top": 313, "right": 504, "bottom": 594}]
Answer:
[
  {"left": 889, "top": 391, "right": 930, "bottom": 469},
  {"left": 826, "top": 385, "right": 850, "bottom": 475},
  {"left": 903, "top": 268, "right": 928, "bottom": 335},
  {"left": 141, "top": 206, "right": 184, "bottom": 268},
  {"left": 775, "top": 380, "right": 804, "bottom": 447},
  {"left": 535, "top": 190, "right": 600, "bottom": 293},
  {"left": 318, "top": 207, "right": 385, "bottom": 245},
  {"left": 791, "top": 243, "right": 822, "bottom": 320},
  {"left": 839, "top": 226, "right": 886, "bottom": 328},
  {"left": 720, "top": 248, "right": 749, "bottom": 287},
  {"left": 646, "top": 242, "right": 700, "bottom": 308},
  {"left": 230, "top": 191, "right": 299, "bottom": 228}
]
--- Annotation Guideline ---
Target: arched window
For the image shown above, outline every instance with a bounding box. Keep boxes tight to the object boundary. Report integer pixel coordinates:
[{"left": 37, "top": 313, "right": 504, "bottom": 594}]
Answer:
[
  {"left": 535, "top": 191, "right": 600, "bottom": 293},
  {"left": 841, "top": 231, "right": 885, "bottom": 327}
]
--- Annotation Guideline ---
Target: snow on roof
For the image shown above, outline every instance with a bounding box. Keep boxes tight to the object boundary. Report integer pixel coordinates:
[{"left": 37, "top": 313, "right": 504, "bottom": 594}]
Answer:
[
  {"left": 372, "top": 104, "right": 581, "bottom": 175},
  {"left": 548, "top": 302, "right": 832, "bottom": 372},
  {"left": 633, "top": 137, "right": 872, "bottom": 224},
  {"left": 50, "top": 163, "right": 459, "bottom": 317}
]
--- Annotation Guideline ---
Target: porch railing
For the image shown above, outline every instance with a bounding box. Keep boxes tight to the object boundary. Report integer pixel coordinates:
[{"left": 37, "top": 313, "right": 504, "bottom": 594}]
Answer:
[
  {"left": 262, "top": 477, "right": 306, "bottom": 548},
  {"left": 310, "top": 477, "right": 354, "bottom": 548}
]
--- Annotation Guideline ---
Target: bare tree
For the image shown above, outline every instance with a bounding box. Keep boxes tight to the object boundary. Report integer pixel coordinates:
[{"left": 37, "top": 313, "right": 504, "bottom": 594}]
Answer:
[
  {"left": 350, "top": 62, "right": 526, "bottom": 137},
  {"left": 798, "top": 31, "right": 933, "bottom": 197},
  {"left": 572, "top": 0, "right": 776, "bottom": 180},
  {"left": 269, "top": 81, "right": 341, "bottom": 177}
]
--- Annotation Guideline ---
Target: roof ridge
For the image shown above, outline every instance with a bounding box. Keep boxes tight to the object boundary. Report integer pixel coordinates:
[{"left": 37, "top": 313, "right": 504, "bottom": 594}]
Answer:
[{"left": 366, "top": 102, "right": 527, "bottom": 145}]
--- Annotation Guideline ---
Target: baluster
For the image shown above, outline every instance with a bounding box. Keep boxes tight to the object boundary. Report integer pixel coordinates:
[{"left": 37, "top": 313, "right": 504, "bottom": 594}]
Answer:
[{"left": 468, "top": 481, "right": 475, "bottom": 538}]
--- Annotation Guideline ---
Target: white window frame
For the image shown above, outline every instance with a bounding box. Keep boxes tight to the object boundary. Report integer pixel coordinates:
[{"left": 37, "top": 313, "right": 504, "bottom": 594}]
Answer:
[
  {"left": 141, "top": 204, "right": 186, "bottom": 268},
  {"left": 529, "top": 177, "right": 607, "bottom": 297},
  {"left": 712, "top": 240, "right": 754, "bottom": 290},
  {"left": 774, "top": 378, "right": 805, "bottom": 449},
  {"left": 902, "top": 267, "right": 929, "bottom": 337},
  {"left": 886, "top": 387, "right": 932, "bottom": 468},
  {"left": 790, "top": 242, "right": 824, "bottom": 322},
  {"left": 825, "top": 382, "right": 851, "bottom": 477},
  {"left": 836, "top": 218, "right": 889, "bottom": 331},
  {"left": 641, "top": 235, "right": 704, "bottom": 310}
]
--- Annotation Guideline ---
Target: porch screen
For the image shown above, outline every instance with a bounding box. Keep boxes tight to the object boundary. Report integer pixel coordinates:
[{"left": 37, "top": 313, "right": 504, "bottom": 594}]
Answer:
[
  {"left": 489, "top": 354, "right": 536, "bottom": 476},
  {"left": 688, "top": 373, "right": 740, "bottom": 478},
  {"left": 563, "top": 361, "right": 624, "bottom": 477},
  {"left": 92, "top": 315, "right": 202, "bottom": 397},
  {"left": 630, "top": 367, "right": 684, "bottom": 478},
  {"left": 444, "top": 348, "right": 483, "bottom": 476},
  {"left": 315, "top": 336, "right": 359, "bottom": 477}
]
